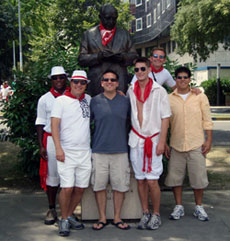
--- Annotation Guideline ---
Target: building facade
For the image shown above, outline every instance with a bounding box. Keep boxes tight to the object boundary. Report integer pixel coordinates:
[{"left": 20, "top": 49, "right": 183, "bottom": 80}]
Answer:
[{"left": 130, "top": 0, "right": 230, "bottom": 84}]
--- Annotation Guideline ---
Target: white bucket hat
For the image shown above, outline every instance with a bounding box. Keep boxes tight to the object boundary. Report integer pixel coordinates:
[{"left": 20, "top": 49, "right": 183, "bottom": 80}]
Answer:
[
  {"left": 48, "top": 66, "right": 67, "bottom": 78},
  {"left": 70, "top": 70, "right": 90, "bottom": 83}
]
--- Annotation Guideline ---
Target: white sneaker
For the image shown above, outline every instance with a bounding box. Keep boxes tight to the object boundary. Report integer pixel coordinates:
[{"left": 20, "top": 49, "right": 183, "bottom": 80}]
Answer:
[
  {"left": 193, "top": 205, "right": 209, "bottom": 221},
  {"left": 137, "top": 212, "right": 151, "bottom": 229},
  {"left": 169, "top": 205, "right": 185, "bottom": 220},
  {"left": 146, "top": 214, "right": 161, "bottom": 230}
]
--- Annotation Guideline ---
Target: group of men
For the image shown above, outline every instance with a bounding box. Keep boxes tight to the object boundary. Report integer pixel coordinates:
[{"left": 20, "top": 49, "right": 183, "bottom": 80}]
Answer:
[{"left": 35, "top": 3, "right": 213, "bottom": 238}]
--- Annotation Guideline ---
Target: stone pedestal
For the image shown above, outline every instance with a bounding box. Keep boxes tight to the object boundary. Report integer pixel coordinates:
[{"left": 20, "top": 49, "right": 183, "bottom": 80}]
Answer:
[{"left": 81, "top": 174, "right": 142, "bottom": 220}]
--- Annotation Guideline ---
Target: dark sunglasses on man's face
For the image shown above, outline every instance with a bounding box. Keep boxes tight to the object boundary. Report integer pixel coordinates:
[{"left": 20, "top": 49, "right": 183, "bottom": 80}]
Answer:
[
  {"left": 102, "top": 78, "right": 118, "bottom": 82},
  {"left": 177, "top": 76, "right": 189, "bottom": 80},
  {"left": 134, "top": 67, "right": 146, "bottom": 72},
  {"left": 51, "top": 75, "right": 66, "bottom": 81},
  {"left": 153, "top": 54, "right": 165, "bottom": 59},
  {"left": 72, "top": 79, "right": 87, "bottom": 85}
]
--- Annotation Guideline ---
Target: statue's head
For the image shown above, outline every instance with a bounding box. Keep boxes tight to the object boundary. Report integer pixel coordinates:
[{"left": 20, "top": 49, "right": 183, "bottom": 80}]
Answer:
[{"left": 99, "top": 4, "right": 118, "bottom": 30}]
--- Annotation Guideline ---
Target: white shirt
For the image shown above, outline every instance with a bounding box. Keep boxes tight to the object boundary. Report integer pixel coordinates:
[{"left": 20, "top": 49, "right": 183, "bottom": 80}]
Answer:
[
  {"left": 131, "top": 68, "right": 175, "bottom": 88},
  {"left": 1, "top": 85, "right": 12, "bottom": 99},
  {"left": 127, "top": 81, "right": 171, "bottom": 148},
  {"left": 35, "top": 92, "right": 55, "bottom": 133},
  {"left": 51, "top": 94, "right": 91, "bottom": 150}
]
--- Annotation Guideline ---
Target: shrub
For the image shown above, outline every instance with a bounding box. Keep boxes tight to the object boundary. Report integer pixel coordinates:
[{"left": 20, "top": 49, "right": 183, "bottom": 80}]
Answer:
[{"left": 200, "top": 78, "right": 230, "bottom": 106}]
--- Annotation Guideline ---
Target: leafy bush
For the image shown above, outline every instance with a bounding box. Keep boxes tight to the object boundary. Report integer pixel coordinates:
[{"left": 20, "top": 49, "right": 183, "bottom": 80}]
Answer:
[{"left": 200, "top": 78, "right": 230, "bottom": 105}]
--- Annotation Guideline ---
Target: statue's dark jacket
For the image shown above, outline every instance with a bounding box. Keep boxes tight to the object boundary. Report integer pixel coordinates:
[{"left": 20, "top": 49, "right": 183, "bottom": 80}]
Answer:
[{"left": 78, "top": 25, "right": 138, "bottom": 96}]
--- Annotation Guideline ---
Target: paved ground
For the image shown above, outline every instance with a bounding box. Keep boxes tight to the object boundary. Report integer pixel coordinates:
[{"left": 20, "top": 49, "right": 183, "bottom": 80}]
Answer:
[{"left": 0, "top": 190, "right": 230, "bottom": 241}]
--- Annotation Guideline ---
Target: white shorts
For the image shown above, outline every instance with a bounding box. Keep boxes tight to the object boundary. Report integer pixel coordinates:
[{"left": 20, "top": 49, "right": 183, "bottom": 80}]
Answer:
[
  {"left": 46, "top": 136, "right": 60, "bottom": 186},
  {"left": 57, "top": 149, "right": 91, "bottom": 188},
  {"left": 130, "top": 142, "right": 163, "bottom": 180}
]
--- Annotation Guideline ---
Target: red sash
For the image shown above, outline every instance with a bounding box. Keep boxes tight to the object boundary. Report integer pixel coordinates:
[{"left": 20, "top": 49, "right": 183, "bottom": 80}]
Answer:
[
  {"left": 64, "top": 90, "right": 85, "bottom": 101},
  {"left": 134, "top": 78, "right": 153, "bottom": 103},
  {"left": 132, "top": 127, "right": 159, "bottom": 173},
  {"left": 99, "top": 22, "right": 116, "bottom": 46},
  {"left": 151, "top": 65, "right": 163, "bottom": 73},
  {"left": 39, "top": 132, "right": 52, "bottom": 191},
  {"left": 50, "top": 87, "right": 70, "bottom": 98}
]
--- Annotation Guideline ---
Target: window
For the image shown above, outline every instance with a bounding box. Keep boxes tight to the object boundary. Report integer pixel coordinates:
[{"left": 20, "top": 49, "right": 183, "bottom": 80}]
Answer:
[
  {"left": 162, "top": 0, "right": 166, "bottom": 13},
  {"left": 153, "top": 8, "right": 157, "bottom": 23},
  {"left": 157, "top": 3, "right": 161, "bottom": 19},
  {"left": 136, "top": 18, "right": 143, "bottom": 31},
  {"left": 167, "top": 0, "right": 171, "bottom": 8},
  {"left": 136, "top": 0, "right": 142, "bottom": 7},
  {"left": 146, "top": 13, "right": 151, "bottom": 28}
]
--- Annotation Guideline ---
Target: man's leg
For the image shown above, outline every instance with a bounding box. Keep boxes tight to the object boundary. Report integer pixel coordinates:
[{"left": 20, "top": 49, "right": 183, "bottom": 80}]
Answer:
[
  {"left": 137, "top": 179, "right": 149, "bottom": 213},
  {"left": 113, "top": 191, "right": 129, "bottom": 229},
  {"left": 148, "top": 180, "right": 161, "bottom": 215},
  {"left": 93, "top": 190, "right": 107, "bottom": 229},
  {"left": 67, "top": 187, "right": 84, "bottom": 216},
  {"left": 193, "top": 188, "right": 204, "bottom": 205},
  {"left": 59, "top": 187, "right": 73, "bottom": 220},
  {"left": 173, "top": 186, "right": 183, "bottom": 205},
  {"left": 47, "top": 185, "right": 59, "bottom": 208}
]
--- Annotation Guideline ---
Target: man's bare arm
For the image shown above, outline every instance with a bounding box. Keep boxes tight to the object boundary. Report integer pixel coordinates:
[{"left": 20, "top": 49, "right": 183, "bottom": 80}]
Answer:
[
  {"left": 51, "top": 117, "right": 65, "bottom": 162},
  {"left": 36, "top": 125, "right": 47, "bottom": 160},
  {"left": 156, "top": 117, "right": 170, "bottom": 156}
]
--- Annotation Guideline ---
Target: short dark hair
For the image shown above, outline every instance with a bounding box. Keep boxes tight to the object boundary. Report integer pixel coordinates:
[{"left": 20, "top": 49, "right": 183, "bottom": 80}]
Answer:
[
  {"left": 102, "top": 69, "right": 119, "bottom": 80},
  {"left": 134, "top": 57, "right": 150, "bottom": 67},
  {"left": 175, "top": 66, "right": 191, "bottom": 78},
  {"left": 152, "top": 47, "right": 166, "bottom": 57}
]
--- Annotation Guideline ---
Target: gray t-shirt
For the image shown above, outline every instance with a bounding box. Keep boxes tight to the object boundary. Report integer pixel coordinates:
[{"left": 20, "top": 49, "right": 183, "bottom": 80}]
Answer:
[{"left": 90, "top": 93, "right": 130, "bottom": 153}]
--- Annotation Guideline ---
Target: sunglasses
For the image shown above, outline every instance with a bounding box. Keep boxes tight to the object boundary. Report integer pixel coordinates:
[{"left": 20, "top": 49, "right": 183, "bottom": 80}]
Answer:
[
  {"left": 102, "top": 78, "right": 118, "bottom": 82},
  {"left": 177, "top": 76, "right": 189, "bottom": 80},
  {"left": 51, "top": 75, "right": 66, "bottom": 80},
  {"left": 134, "top": 67, "right": 146, "bottom": 72},
  {"left": 72, "top": 79, "right": 88, "bottom": 85},
  {"left": 153, "top": 54, "right": 165, "bottom": 59}
]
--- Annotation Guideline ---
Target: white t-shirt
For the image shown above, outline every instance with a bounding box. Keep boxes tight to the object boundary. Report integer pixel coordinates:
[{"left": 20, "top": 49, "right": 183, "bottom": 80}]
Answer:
[
  {"left": 35, "top": 92, "right": 55, "bottom": 133},
  {"left": 51, "top": 94, "right": 91, "bottom": 150},
  {"left": 1, "top": 85, "right": 12, "bottom": 99},
  {"left": 131, "top": 68, "right": 175, "bottom": 88},
  {"left": 178, "top": 92, "right": 190, "bottom": 101},
  {"left": 127, "top": 81, "right": 171, "bottom": 148}
]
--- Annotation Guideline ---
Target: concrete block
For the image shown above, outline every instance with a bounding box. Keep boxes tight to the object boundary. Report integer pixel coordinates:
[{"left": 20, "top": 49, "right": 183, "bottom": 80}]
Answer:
[{"left": 81, "top": 176, "right": 142, "bottom": 220}]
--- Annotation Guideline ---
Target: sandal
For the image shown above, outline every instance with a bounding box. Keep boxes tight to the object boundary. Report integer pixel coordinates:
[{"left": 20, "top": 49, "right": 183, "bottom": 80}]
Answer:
[
  {"left": 111, "top": 221, "right": 130, "bottom": 230},
  {"left": 92, "top": 221, "right": 108, "bottom": 231}
]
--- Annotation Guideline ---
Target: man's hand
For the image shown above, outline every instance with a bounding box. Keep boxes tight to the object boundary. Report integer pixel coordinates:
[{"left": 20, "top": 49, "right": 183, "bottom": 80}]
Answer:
[
  {"left": 164, "top": 144, "right": 171, "bottom": 159},
  {"left": 56, "top": 147, "right": 65, "bottom": 162},
  {"left": 156, "top": 141, "right": 165, "bottom": 156},
  {"left": 40, "top": 146, "right": 48, "bottom": 161},
  {"left": 202, "top": 141, "right": 212, "bottom": 156},
  {"left": 191, "top": 87, "right": 201, "bottom": 95}
]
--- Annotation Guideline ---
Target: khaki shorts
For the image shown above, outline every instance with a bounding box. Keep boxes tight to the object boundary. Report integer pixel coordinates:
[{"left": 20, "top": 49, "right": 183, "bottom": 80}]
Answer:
[
  {"left": 165, "top": 147, "right": 209, "bottom": 189},
  {"left": 91, "top": 153, "right": 130, "bottom": 192}
]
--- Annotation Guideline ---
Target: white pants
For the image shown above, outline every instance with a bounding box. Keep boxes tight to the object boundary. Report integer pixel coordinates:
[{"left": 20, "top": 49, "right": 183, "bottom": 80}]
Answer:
[
  {"left": 130, "top": 142, "right": 163, "bottom": 180},
  {"left": 46, "top": 136, "right": 60, "bottom": 186},
  {"left": 57, "top": 149, "right": 92, "bottom": 188}
]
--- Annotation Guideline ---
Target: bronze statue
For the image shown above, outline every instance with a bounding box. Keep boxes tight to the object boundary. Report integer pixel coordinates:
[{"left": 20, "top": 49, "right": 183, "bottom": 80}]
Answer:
[{"left": 78, "top": 4, "right": 138, "bottom": 96}]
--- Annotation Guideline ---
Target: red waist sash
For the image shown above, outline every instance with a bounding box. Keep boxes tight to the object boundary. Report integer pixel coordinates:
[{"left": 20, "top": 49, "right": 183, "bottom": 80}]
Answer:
[
  {"left": 39, "top": 131, "right": 52, "bottom": 191},
  {"left": 132, "top": 127, "right": 159, "bottom": 173}
]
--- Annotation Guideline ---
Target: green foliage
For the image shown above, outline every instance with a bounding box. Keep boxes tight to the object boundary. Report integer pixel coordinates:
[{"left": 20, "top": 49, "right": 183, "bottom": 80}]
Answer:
[
  {"left": 171, "top": 0, "right": 230, "bottom": 61},
  {"left": 200, "top": 78, "right": 230, "bottom": 105}
]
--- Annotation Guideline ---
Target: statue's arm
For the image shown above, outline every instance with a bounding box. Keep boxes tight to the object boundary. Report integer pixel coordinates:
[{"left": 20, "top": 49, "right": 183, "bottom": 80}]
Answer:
[
  {"left": 78, "top": 31, "right": 101, "bottom": 67},
  {"left": 122, "top": 32, "right": 138, "bottom": 66}
]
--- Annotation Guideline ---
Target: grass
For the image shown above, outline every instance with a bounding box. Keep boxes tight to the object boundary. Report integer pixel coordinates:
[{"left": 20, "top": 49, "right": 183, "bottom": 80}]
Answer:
[{"left": 0, "top": 141, "right": 40, "bottom": 192}]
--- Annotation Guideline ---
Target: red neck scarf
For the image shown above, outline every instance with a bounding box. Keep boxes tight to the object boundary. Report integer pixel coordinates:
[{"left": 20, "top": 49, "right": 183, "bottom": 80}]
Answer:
[
  {"left": 134, "top": 78, "right": 153, "bottom": 103},
  {"left": 99, "top": 22, "right": 116, "bottom": 46},
  {"left": 50, "top": 87, "right": 70, "bottom": 98},
  {"left": 151, "top": 64, "right": 163, "bottom": 73},
  {"left": 64, "top": 90, "right": 85, "bottom": 101}
]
